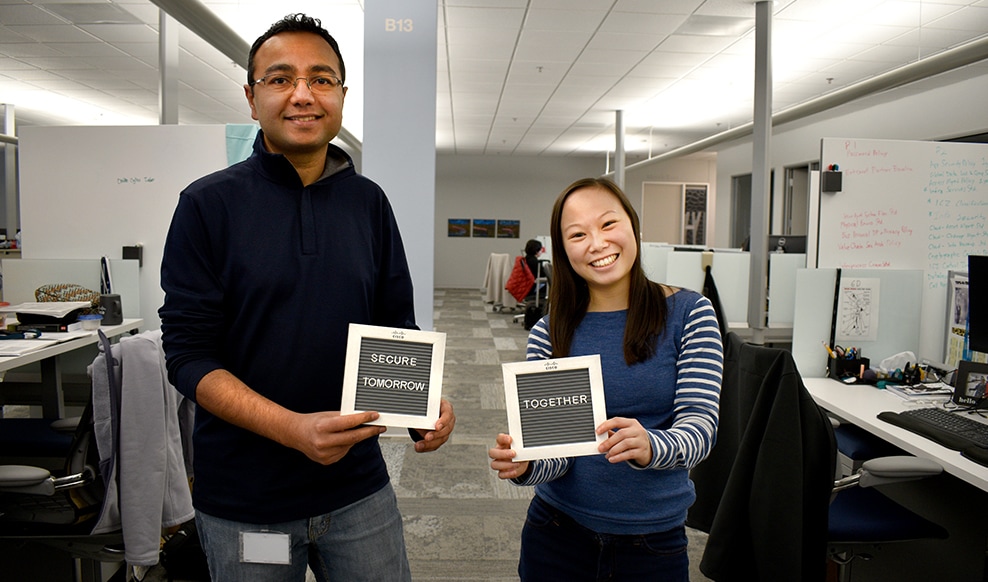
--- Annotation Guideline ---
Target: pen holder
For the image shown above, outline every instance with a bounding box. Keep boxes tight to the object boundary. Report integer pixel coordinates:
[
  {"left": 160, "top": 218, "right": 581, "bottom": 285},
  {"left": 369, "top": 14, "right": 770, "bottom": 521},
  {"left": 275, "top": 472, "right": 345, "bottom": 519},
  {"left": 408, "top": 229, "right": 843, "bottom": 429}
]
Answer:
[{"left": 829, "top": 357, "right": 870, "bottom": 381}]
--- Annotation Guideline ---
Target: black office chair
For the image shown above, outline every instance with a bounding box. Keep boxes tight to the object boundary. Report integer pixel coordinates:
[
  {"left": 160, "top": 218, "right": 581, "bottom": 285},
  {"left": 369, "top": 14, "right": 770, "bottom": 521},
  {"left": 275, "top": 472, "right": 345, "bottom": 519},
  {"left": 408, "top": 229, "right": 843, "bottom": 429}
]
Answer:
[
  {"left": 0, "top": 395, "right": 125, "bottom": 581},
  {"left": 689, "top": 333, "right": 947, "bottom": 581}
]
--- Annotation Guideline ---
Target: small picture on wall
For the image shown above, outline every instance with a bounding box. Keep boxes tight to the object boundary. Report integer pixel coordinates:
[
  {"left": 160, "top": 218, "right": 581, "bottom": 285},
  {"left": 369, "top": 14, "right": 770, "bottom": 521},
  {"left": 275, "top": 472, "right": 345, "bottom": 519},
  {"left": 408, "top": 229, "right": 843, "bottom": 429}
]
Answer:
[
  {"left": 472, "top": 219, "right": 495, "bottom": 238},
  {"left": 684, "top": 186, "right": 707, "bottom": 245},
  {"left": 497, "top": 220, "right": 520, "bottom": 239},
  {"left": 448, "top": 219, "right": 470, "bottom": 237}
]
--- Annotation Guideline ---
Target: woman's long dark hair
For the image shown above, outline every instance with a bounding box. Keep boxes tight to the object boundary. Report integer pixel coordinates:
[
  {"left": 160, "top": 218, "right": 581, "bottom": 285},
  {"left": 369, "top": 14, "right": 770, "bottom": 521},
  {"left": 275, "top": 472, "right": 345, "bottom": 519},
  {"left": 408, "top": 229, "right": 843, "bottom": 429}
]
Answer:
[{"left": 547, "top": 178, "right": 668, "bottom": 365}]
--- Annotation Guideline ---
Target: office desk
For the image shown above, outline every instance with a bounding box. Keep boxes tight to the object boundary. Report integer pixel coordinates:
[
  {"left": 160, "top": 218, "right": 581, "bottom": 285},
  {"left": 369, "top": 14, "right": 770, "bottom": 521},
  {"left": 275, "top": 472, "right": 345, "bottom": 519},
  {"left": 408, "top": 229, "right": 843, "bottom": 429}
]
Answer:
[
  {"left": 804, "top": 377, "right": 988, "bottom": 491},
  {"left": 806, "top": 377, "right": 988, "bottom": 581},
  {"left": 0, "top": 319, "right": 143, "bottom": 419}
]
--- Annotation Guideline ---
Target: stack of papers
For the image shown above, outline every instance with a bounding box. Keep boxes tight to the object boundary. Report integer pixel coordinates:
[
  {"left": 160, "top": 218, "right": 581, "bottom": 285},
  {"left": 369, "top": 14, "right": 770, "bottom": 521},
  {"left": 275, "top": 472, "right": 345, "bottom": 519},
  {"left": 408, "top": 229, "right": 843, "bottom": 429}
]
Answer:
[
  {"left": 0, "top": 302, "right": 92, "bottom": 318},
  {"left": 884, "top": 382, "right": 954, "bottom": 401}
]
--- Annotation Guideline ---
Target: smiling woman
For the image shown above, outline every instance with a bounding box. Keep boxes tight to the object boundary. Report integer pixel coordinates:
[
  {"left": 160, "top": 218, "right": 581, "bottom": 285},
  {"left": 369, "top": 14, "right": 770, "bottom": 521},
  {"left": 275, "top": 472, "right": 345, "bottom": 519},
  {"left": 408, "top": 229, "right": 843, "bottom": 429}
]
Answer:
[
  {"left": 489, "top": 177, "right": 724, "bottom": 581},
  {"left": 558, "top": 185, "right": 638, "bottom": 312}
]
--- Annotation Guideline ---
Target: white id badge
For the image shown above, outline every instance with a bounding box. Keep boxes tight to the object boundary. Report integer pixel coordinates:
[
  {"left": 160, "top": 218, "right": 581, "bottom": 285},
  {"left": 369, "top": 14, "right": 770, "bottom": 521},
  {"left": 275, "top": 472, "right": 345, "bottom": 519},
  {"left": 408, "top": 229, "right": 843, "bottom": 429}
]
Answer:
[{"left": 240, "top": 531, "right": 291, "bottom": 565}]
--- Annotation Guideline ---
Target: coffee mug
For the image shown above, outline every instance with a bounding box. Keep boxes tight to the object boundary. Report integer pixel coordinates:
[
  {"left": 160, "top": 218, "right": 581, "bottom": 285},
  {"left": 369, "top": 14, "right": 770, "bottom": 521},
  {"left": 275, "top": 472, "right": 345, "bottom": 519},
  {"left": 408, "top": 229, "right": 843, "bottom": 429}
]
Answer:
[{"left": 100, "top": 294, "right": 123, "bottom": 325}]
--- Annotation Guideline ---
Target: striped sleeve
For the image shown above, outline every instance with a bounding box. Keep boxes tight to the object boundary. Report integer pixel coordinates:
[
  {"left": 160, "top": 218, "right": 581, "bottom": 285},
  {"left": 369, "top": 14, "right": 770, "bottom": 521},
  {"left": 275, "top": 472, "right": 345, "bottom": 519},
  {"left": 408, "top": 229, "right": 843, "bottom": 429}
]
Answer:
[
  {"left": 525, "top": 316, "right": 552, "bottom": 360},
  {"left": 637, "top": 295, "right": 723, "bottom": 471},
  {"left": 511, "top": 316, "right": 572, "bottom": 485}
]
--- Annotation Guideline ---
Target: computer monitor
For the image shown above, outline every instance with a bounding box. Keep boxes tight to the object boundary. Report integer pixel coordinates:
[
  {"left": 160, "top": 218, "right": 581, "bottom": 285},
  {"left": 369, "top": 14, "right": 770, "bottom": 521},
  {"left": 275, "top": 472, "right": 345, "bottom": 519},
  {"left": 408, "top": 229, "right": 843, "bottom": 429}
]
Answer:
[
  {"left": 767, "top": 235, "right": 807, "bottom": 254},
  {"left": 969, "top": 255, "right": 988, "bottom": 353}
]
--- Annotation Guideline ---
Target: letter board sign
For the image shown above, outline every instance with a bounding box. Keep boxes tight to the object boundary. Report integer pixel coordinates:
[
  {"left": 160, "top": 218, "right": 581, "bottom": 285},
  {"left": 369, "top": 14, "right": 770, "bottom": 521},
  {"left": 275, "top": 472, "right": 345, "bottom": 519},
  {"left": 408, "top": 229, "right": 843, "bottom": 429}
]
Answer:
[
  {"left": 502, "top": 355, "right": 607, "bottom": 461},
  {"left": 341, "top": 324, "right": 446, "bottom": 429}
]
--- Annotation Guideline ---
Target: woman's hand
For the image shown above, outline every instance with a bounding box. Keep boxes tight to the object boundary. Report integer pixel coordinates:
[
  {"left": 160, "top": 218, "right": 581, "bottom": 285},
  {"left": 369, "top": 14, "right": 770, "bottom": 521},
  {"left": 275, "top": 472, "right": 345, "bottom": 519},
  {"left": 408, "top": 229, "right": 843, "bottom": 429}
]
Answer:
[
  {"left": 489, "top": 433, "right": 530, "bottom": 480},
  {"left": 597, "top": 417, "right": 653, "bottom": 466}
]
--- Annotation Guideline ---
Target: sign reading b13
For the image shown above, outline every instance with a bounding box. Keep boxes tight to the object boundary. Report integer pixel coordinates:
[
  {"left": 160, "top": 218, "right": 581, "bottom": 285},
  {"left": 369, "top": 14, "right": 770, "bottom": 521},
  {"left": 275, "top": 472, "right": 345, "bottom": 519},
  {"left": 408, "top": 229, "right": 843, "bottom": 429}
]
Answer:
[{"left": 385, "top": 18, "right": 413, "bottom": 32}]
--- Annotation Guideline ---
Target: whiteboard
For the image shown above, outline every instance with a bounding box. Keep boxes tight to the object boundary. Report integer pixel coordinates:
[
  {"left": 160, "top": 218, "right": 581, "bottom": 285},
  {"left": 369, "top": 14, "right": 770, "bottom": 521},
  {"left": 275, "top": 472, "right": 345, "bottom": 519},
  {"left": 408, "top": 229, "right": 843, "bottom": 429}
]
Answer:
[
  {"left": 818, "top": 138, "right": 988, "bottom": 361},
  {"left": 18, "top": 125, "right": 228, "bottom": 329}
]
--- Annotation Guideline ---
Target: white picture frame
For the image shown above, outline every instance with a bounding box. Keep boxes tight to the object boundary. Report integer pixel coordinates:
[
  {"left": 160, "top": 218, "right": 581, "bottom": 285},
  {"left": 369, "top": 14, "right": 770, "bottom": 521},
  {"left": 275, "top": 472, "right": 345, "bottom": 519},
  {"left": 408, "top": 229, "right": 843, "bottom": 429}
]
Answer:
[
  {"left": 502, "top": 355, "right": 608, "bottom": 461},
  {"left": 341, "top": 324, "right": 446, "bottom": 429}
]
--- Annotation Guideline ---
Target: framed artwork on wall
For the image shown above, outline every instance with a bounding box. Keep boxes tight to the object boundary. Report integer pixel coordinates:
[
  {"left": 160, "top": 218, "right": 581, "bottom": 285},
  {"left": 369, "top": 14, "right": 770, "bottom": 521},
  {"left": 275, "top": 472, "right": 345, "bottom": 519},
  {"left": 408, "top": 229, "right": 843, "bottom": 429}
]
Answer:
[
  {"left": 447, "top": 218, "right": 470, "bottom": 237},
  {"left": 472, "top": 219, "right": 495, "bottom": 238},
  {"left": 497, "top": 220, "right": 520, "bottom": 238}
]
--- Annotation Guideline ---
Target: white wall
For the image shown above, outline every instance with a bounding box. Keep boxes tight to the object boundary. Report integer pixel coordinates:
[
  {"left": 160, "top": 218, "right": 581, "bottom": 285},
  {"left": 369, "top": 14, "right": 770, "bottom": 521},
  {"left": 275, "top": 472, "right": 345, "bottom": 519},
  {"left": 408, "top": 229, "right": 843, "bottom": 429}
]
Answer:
[
  {"left": 434, "top": 153, "right": 721, "bottom": 288},
  {"left": 434, "top": 154, "right": 603, "bottom": 288},
  {"left": 18, "top": 125, "right": 228, "bottom": 330}
]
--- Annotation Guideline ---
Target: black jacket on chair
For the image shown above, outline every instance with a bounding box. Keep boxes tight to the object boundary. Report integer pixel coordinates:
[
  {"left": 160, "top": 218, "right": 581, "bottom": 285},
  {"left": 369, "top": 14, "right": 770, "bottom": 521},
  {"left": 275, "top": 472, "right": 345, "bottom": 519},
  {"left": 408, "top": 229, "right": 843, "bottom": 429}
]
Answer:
[
  {"left": 687, "top": 332, "right": 744, "bottom": 533},
  {"left": 692, "top": 336, "right": 837, "bottom": 582}
]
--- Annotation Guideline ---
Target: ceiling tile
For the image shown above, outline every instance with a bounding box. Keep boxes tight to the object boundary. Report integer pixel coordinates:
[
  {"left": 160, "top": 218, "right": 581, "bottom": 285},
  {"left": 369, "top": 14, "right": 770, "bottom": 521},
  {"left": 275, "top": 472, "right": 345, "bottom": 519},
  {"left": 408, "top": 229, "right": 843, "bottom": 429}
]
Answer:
[
  {"left": 3, "top": 0, "right": 985, "bottom": 154},
  {"left": 78, "top": 23, "right": 156, "bottom": 43},
  {"left": 0, "top": 4, "right": 67, "bottom": 25},
  {"left": 7, "top": 23, "right": 96, "bottom": 43}
]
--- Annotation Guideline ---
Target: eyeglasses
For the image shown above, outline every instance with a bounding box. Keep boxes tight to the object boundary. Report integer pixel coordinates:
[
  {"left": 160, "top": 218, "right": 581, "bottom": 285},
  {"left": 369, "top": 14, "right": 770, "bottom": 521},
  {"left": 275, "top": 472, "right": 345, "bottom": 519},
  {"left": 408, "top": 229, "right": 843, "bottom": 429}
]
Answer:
[{"left": 251, "top": 74, "right": 343, "bottom": 93}]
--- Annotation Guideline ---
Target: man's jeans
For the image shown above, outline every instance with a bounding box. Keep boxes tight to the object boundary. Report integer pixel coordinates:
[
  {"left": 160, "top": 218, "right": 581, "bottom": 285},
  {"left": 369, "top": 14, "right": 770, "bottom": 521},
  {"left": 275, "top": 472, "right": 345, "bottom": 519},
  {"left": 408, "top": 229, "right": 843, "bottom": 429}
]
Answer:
[{"left": 196, "top": 483, "right": 410, "bottom": 582}]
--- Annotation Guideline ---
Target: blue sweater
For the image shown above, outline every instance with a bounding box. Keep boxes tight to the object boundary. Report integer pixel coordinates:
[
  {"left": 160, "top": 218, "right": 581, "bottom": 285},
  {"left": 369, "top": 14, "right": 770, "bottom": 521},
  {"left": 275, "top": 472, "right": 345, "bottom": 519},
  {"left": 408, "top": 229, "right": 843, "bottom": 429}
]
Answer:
[
  {"left": 159, "top": 131, "right": 416, "bottom": 523},
  {"left": 518, "top": 289, "right": 723, "bottom": 534}
]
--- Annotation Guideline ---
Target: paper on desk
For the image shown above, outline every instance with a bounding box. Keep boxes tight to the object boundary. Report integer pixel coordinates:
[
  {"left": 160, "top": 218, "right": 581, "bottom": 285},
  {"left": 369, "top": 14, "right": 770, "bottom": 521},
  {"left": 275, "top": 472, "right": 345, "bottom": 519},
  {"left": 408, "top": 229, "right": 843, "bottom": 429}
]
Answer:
[
  {"left": 0, "top": 301, "right": 92, "bottom": 318},
  {"left": 884, "top": 382, "right": 954, "bottom": 401},
  {"left": 0, "top": 339, "right": 59, "bottom": 357}
]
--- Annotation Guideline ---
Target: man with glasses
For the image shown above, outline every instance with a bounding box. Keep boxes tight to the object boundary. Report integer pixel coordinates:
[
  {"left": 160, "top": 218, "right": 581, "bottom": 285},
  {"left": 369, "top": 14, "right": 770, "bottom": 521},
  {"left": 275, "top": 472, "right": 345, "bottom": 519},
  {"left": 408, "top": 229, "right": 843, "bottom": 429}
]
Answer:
[{"left": 159, "top": 13, "right": 454, "bottom": 581}]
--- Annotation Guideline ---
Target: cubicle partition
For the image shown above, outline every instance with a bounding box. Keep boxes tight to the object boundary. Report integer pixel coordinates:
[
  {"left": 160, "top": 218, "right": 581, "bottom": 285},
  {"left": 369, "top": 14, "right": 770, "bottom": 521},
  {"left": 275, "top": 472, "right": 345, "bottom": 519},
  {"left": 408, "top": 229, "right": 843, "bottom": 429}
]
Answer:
[
  {"left": 642, "top": 243, "right": 805, "bottom": 334},
  {"left": 792, "top": 268, "right": 923, "bottom": 378},
  {"left": 1, "top": 259, "right": 140, "bottom": 319},
  {"left": 0, "top": 258, "right": 143, "bottom": 416},
  {"left": 665, "top": 250, "right": 750, "bottom": 329},
  {"left": 767, "top": 253, "right": 807, "bottom": 328},
  {"left": 640, "top": 243, "right": 672, "bottom": 284}
]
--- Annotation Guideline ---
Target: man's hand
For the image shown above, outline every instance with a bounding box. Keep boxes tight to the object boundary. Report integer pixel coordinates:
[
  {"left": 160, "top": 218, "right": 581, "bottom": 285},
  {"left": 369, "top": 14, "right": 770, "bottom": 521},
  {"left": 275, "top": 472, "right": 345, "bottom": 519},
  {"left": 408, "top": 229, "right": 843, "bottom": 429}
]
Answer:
[
  {"left": 288, "top": 410, "right": 386, "bottom": 465},
  {"left": 411, "top": 398, "right": 456, "bottom": 452},
  {"left": 194, "top": 369, "right": 387, "bottom": 466}
]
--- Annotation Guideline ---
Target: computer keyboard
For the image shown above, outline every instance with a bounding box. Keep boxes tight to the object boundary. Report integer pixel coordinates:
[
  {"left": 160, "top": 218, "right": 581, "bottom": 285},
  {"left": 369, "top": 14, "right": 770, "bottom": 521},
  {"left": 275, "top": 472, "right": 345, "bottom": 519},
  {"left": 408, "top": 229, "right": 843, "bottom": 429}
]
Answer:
[{"left": 878, "top": 407, "right": 988, "bottom": 458}]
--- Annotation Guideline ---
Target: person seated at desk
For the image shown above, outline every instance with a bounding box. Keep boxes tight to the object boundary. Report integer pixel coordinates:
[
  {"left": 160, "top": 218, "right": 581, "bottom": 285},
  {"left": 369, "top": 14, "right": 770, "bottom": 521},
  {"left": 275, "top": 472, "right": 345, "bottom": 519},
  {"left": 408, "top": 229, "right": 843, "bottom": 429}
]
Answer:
[{"left": 523, "top": 239, "right": 550, "bottom": 299}]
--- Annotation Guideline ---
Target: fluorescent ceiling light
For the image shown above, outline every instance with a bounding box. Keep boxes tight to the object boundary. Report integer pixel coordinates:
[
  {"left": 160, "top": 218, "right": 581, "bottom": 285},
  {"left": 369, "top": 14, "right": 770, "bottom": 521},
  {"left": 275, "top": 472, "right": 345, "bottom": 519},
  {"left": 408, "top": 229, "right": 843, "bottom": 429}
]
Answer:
[{"left": 2, "top": 86, "right": 153, "bottom": 125}]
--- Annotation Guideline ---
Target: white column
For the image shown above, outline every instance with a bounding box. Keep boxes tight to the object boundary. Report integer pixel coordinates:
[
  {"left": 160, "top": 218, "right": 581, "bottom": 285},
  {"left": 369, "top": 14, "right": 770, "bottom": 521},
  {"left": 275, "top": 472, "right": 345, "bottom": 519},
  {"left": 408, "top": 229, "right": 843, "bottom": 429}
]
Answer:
[
  {"left": 614, "top": 110, "right": 625, "bottom": 190},
  {"left": 364, "top": 0, "right": 438, "bottom": 329},
  {"left": 747, "top": 0, "right": 772, "bottom": 342},
  {"left": 3, "top": 104, "right": 16, "bottom": 239},
  {"left": 159, "top": 10, "right": 179, "bottom": 125}
]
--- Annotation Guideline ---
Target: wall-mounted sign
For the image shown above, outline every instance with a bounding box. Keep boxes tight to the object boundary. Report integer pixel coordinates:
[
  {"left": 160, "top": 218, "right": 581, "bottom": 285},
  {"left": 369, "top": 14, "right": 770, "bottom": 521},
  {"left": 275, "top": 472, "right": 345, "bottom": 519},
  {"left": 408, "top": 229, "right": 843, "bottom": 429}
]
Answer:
[
  {"left": 501, "top": 355, "right": 607, "bottom": 461},
  {"left": 341, "top": 324, "right": 446, "bottom": 429}
]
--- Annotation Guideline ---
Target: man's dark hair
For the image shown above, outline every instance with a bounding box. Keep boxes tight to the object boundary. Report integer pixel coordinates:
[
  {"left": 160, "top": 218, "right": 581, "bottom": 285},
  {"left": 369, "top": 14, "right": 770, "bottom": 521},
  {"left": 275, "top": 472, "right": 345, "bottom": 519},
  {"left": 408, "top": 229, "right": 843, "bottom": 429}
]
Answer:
[{"left": 247, "top": 13, "right": 345, "bottom": 87}]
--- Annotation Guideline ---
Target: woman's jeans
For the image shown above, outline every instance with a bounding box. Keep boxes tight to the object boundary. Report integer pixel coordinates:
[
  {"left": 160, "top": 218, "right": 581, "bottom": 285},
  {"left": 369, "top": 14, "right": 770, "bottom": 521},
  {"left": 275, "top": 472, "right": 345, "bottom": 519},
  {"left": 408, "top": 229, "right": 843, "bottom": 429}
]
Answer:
[
  {"left": 196, "top": 483, "right": 410, "bottom": 582},
  {"left": 519, "top": 495, "right": 689, "bottom": 581}
]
